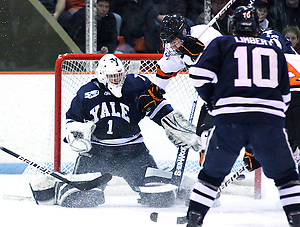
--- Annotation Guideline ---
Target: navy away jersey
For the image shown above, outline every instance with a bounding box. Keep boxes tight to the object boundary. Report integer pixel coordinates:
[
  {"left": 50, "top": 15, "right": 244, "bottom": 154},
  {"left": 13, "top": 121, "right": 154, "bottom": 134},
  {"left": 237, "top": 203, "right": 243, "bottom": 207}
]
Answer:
[
  {"left": 189, "top": 35, "right": 291, "bottom": 127},
  {"left": 66, "top": 74, "right": 173, "bottom": 146}
]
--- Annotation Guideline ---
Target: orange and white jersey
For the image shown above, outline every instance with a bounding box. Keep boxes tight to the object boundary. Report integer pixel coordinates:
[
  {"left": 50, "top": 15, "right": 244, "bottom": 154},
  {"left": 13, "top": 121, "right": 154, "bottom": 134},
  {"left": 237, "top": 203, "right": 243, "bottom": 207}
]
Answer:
[
  {"left": 153, "top": 25, "right": 222, "bottom": 90},
  {"left": 285, "top": 53, "right": 300, "bottom": 92}
]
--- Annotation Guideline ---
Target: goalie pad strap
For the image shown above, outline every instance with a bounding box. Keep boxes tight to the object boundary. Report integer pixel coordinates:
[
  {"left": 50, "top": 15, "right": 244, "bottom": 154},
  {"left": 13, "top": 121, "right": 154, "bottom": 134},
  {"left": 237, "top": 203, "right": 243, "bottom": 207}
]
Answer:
[
  {"left": 29, "top": 175, "right": 57, "bottom": 205},
  {"left": 56, "top": 182, "right": 105, "bottom": 208}
]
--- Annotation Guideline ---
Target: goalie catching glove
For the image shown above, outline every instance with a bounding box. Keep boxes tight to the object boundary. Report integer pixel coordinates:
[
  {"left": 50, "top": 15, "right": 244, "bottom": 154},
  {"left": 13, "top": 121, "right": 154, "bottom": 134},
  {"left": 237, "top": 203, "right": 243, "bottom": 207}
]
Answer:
[
  {"left": 138, "top": 83, "right": 165, "bottom": 113},
  {"left": 161, "top": 110, "right": 200, "bottom": 151},
  {"left": 243, "top": 147, "right": 261, "bottom": 172},
  {"left": 65, "top": 121, "right": 96, "bottom": 153},
  {"left": 178, "top": 35, "right": 205, "bottom": 60}
]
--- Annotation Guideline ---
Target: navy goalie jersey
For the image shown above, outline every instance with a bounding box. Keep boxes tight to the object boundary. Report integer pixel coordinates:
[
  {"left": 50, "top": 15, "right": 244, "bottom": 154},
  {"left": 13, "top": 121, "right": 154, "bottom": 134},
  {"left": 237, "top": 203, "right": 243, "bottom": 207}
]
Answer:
[
  {"left": 66, "top": 74, "right": 173, "bottom": 146},
  {"left": 189, "top": 35, "right": 291, "bottom": 127}
]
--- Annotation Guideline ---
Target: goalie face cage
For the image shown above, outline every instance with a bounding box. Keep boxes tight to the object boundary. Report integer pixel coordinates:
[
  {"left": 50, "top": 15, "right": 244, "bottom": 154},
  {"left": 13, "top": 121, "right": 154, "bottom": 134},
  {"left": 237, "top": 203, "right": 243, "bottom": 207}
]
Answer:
[{"left": 54, "top": 53, "right": 261, "bottom": 198}]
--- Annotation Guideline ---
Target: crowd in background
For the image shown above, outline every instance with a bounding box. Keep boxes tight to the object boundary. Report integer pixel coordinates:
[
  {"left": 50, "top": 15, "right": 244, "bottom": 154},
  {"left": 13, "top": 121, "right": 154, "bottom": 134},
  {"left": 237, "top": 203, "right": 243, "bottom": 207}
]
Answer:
[{"left": 39, "top": 0, "right": 300, "bottom": 54}]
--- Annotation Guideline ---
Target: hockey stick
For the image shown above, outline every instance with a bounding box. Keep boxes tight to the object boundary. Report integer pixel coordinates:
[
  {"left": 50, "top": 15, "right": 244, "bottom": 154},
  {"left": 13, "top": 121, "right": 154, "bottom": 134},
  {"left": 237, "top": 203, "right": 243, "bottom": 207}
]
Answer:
[
  {"left": 170, "top": 92, "right": 199, "bottom": 187},
  {"left": 195, "top": 0, "right": 237, "bottom": 39},
  {"left": 218, "top": 163, "right": 247, "bottom": 192},
  {"left": 0, "top": 146, "right": 112, "bottom": 191}
]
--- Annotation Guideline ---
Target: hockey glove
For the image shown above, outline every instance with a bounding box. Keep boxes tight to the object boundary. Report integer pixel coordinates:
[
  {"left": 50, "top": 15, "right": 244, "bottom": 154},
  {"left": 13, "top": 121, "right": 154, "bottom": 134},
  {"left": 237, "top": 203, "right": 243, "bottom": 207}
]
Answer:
[
  {"left": 138, "top": 83, "right": 165, "bottom": 113},
  {"left": 65, "top": 121, "right": 96, "bottom": 153},
  {"left": 243, "top": 148, "right": 261, "bottom": 172},
  {"left": 198, "top": 130, "right": 210, "bottom": 166},
  {"left": 161, "top": 110, "right": 200, "bottom": 151},
  {"left": 178, "top": 35, "right": 205, "bottom": 61}
]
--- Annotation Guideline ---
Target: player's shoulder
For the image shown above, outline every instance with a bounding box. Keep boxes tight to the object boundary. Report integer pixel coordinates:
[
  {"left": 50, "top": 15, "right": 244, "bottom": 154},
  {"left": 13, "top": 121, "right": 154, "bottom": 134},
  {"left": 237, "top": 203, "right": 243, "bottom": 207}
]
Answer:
[
  {"left": 77, "top": 80, "right": 99, "bottom": 93},
  {"left": 190, "top": 25, "right": 223, "bottom": 46},
  {"left": 76, "top": 80, "right": 101, "bottom": 99},
  {"left": 191, "top": 25, "right": 222, "bottom": 38},
  {"left": 123, "top": 73, "right": 151, "bottom": 93},
  {"left": 207, "top": 35, "right": 234, "bottom": 47}
]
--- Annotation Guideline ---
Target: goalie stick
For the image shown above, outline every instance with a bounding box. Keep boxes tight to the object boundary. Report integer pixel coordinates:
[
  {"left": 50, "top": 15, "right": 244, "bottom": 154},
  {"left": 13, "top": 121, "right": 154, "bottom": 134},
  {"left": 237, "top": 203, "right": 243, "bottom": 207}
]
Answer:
[
  {"left": 194, "top": 0, "right": 237, "bottom": 39},
  {"left": 137, "top": 93, "right": 199, "bottom": 194},
  {"left": 0, "top": 146, "right": 112, "bottom": 191},
  {"left": 169, "top": 92, "right": 199, "bottom": 187},
  {"left": 150, "top": 163, "right": 248, "bottom": 224}
]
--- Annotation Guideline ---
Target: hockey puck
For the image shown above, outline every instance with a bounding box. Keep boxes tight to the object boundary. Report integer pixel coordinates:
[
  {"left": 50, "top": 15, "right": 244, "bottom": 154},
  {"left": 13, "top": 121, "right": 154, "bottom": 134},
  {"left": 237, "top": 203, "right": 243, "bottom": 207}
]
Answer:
[
  {"left": 236, "top": 174, "right": 246, "bottom": 180},
  {"left": 177, "top": 216, "right": 187, "bottom": 224},
  {"left": 150, "top": 212, "right": 158, "bottom": 222}
]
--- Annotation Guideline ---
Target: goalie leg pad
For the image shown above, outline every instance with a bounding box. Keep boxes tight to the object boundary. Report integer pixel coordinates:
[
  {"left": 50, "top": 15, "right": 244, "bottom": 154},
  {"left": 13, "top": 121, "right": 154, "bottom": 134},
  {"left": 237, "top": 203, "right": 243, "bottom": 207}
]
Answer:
[
  {"left": 138, "top": 167, "right": 176, "bottom": 207},
  {"left": 138, "top": 190, "right": 176, "bottom": 208},
  {"left": 29, "top": 175, "right": 57, "bottom": 205},
  {"left": 144, "top": 167, "right": 172, "bottom": 184},
  {"left": 56, "top": 182, "right": 105, "bottom": 208}
]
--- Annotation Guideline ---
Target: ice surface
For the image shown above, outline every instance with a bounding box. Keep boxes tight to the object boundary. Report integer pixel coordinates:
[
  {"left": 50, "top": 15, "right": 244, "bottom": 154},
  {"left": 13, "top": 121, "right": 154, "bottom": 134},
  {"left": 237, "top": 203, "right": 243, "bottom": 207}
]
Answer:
[
  {"left": 0, "top": 174, "right": 289, "bottom": 227},
  {"left": 0, "top": 73, "right": 290, "bottom": 226}
]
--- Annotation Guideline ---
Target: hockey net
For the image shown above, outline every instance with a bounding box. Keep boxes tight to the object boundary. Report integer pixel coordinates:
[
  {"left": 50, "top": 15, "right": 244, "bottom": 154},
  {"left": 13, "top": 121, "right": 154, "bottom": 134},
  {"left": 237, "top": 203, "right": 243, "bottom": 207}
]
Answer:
[{"left": 22, "top": 53, "right": 261, "bottom": 198}]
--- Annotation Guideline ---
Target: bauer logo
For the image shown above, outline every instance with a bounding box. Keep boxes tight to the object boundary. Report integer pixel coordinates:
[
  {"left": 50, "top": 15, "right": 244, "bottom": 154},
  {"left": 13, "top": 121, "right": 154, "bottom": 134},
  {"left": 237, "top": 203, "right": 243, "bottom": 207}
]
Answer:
[
  {"left": 85, "top": 90, "right": 99, "bottom": 99},
  {"left": 174, "top": 148, "right": 187, "bottom": 176}
]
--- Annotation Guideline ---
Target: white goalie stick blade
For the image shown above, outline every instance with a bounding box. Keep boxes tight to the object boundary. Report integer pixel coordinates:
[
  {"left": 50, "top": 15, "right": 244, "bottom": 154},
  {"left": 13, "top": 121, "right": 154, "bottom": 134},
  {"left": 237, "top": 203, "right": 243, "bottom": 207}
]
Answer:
[{"left": 137, "top": 184, "right": 178, "bottom": 193}]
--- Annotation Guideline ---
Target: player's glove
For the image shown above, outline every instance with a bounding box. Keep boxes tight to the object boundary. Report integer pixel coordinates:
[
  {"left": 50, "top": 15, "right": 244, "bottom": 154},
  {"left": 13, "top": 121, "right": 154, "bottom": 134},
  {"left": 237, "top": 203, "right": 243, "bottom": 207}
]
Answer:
[
  {"left": 161, "top": 110, "right": 200, "bottom": 151},
  {"left": 198, "top": 130, "right": 210, "bottom": 166},
  {"left": 138, "top": 83, "right": 165, "bottom": 113},
  {"left": 178, "top": 35, "right": 206, "bottom": 60},
  {"left": 65, "top": 121, "right": 96, "bottom": 153},
  {"left": 243, "top": 148, "right": 261, "bottom": 172}
]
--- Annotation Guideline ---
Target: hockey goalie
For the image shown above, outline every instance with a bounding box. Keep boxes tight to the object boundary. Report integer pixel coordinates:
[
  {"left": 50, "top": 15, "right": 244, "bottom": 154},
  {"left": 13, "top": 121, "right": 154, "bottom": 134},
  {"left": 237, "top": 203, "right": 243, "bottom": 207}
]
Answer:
[{"left": 29, "top": 54, "right": 200, "bottom": 208}]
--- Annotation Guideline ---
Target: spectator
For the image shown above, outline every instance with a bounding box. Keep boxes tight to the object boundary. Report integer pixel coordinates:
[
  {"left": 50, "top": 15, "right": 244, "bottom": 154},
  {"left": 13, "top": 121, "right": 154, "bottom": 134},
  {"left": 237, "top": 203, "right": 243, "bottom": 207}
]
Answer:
[
  {"left": 66, "top": 0, "right": 119, "bottom": 53},
  {"left": 40, "top": 0, "right": 121, "bottom": 35},
  {"left": 170, "top": 0, "right": 204, "bottom": 26},
  {"left": 39, "top": 0, "right": 57, "bottom": 14},
  {"left": 254, "top": 0, "right": 272, "bottom": 31},
  {"left": 196, "top": 0, "right": 231, "bottom": 35},
  {"left": 283, "top": 25, "right": 300, "bottom": 54},
  {"left": 110, "top": 0, "right": 165, "bottom": 53},
  {"left": 269, "top": 0, "right": 300, "bottom": 34},
  {"left": 39, "top": 0, "right": 72, "bottom": 28}
]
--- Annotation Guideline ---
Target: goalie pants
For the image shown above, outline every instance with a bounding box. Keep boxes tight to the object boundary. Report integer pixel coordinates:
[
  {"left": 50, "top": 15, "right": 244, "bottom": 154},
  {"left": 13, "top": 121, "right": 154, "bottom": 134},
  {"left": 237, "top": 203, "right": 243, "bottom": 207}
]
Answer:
[{"left": 73, "top": 142, "right": 158, "bottom": 191}]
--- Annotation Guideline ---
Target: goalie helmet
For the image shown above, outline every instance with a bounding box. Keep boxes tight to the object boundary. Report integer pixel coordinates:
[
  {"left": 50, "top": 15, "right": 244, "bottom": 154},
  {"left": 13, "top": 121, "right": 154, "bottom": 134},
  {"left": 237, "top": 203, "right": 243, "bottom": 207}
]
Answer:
[
  {"left": 231, "top": 6, "right": 259, "bottom": 36},
  {"left": 96, "top": 54, "right": 126, "bottom": 98},
  {"left": 160, "top": 14, "right": 190, "bottom": 43}
]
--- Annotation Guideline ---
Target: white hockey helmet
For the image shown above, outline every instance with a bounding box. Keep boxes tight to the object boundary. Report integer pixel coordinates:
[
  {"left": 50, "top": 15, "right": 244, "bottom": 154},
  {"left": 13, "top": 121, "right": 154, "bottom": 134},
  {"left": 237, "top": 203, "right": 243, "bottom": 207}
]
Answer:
[{"left": 96, "top": 54, "right": 126, "bottom": 98}]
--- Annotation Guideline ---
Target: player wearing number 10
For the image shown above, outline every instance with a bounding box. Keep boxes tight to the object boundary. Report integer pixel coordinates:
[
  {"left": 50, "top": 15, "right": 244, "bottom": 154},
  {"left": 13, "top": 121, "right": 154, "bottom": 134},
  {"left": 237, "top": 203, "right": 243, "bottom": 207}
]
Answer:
[{"left": 186, "top": 6, "right": 300, "bottom": 227}]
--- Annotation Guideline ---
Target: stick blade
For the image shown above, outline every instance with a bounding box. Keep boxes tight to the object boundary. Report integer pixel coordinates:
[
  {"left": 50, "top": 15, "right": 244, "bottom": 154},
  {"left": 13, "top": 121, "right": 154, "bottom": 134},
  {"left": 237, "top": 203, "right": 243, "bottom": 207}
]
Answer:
[{"left": 73, "top": 173, "right": 112, "bottom": 191}]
